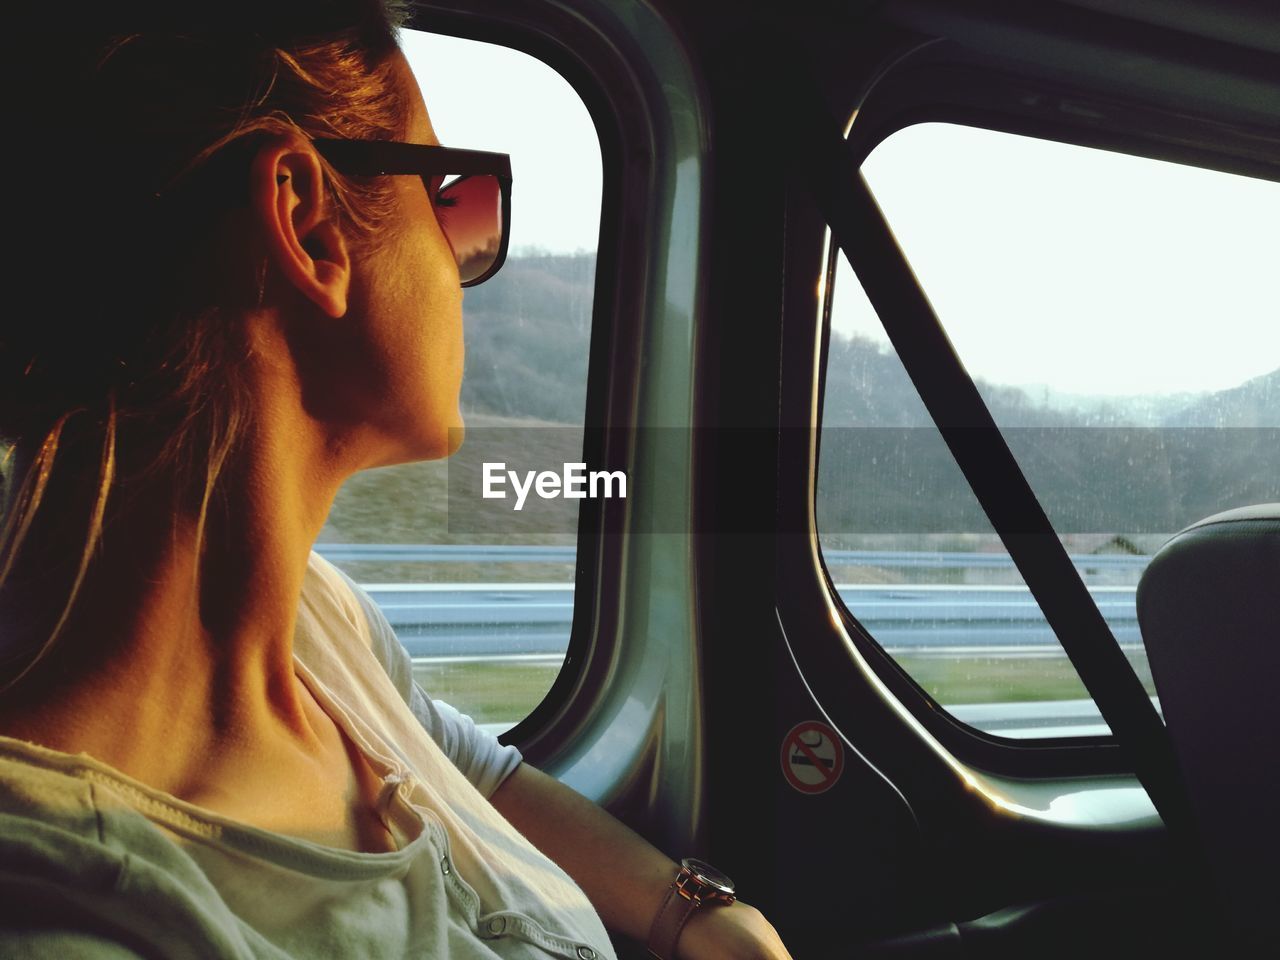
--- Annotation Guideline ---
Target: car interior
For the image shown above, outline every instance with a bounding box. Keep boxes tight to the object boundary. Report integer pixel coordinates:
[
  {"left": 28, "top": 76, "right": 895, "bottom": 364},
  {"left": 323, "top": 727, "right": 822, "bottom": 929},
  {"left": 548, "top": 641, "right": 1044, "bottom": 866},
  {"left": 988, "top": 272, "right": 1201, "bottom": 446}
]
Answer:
[{"left": 42, "top": 0, "right": 1279, "bottom": 957}]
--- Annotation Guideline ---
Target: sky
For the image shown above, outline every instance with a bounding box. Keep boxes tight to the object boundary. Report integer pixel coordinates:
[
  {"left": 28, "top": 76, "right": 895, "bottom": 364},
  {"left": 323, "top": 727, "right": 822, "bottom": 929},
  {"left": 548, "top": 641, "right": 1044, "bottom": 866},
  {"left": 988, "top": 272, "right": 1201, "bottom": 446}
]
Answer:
[
  {"left": 402, "top": 28, "right": 1279, "bottom": 398},
  {"left": 401, "top": 29, "right": 602, "bottom": 256},
  {"left": 838, "top": 122, "right": 1280, "bottom": 396}
]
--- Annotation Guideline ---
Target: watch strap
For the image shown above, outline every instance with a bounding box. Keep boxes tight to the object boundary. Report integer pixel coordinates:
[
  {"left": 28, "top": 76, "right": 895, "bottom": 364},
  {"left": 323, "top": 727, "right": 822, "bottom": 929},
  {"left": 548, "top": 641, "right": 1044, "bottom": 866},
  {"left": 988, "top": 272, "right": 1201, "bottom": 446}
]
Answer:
[{"left": 646, "top": 880, "right": 699, "bottom": 960}]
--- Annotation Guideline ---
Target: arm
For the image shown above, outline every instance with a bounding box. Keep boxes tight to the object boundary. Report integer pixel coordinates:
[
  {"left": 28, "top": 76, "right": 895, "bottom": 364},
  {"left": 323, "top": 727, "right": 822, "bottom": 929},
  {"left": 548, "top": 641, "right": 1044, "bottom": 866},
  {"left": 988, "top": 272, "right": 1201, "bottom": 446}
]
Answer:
[
  {"left": 315, "top": 557, "right": 788, "bottom": 954},
  {"left": 489, "top": 762, "right": 793, "bottom": 960}
]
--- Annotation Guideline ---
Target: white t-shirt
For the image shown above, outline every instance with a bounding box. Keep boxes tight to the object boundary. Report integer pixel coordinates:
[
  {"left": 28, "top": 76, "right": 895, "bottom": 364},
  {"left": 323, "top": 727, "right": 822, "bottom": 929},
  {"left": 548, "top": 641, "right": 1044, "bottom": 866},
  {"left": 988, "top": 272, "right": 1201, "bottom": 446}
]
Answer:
[{"left": 0, "top": 550, "right": 617, "bottom": 960}]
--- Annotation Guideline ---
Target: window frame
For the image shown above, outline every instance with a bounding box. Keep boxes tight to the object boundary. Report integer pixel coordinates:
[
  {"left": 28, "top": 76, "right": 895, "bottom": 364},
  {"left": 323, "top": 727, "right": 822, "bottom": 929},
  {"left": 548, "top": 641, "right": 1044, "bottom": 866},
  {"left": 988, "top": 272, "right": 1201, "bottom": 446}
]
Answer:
[
  {"left": 401, "top": 0, "right": 711, "bottom": 844},
  {"left": 778, "top": 43, "right": 1280, "bottom": 783}
]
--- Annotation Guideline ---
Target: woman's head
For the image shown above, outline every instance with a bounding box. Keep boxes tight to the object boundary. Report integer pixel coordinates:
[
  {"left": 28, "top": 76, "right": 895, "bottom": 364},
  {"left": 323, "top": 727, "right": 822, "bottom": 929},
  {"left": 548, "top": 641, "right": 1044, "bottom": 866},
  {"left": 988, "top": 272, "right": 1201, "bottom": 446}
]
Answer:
[
  {"left": 5, "top": 0, "right": 416, "bottom": 439},
  {"left": 1, "top": 0, "right": 467, "bottom": 678},
  {"left": 255, "top": 50, "right": 467, "bottom": 469}
]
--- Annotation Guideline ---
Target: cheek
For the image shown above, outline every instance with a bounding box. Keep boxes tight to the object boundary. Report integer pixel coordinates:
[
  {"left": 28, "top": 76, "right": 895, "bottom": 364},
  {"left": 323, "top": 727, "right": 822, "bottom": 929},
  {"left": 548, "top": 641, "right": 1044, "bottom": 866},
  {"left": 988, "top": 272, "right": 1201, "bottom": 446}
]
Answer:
[
  {"left": 408, "top": 237, "right": 464, "bottom": 364},
  {"left": 398, "top": 221, "right": 465, "bottom": 400},
  {"left": 356, "top": 183, "right": 466, "bottom": 458}
]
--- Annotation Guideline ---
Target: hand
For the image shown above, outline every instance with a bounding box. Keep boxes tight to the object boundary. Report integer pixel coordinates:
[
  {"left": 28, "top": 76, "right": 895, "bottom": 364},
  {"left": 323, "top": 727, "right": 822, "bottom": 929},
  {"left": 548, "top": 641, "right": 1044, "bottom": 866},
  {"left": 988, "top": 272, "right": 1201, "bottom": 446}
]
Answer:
[{"left": 673, "top": 899, "right": 794, "bottom": 960}]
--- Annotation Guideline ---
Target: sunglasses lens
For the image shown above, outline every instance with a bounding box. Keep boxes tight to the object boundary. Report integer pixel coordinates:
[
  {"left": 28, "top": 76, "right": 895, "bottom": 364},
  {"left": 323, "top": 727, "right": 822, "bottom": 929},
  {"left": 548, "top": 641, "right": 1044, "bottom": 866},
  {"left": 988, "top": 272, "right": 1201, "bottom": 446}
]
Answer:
[{"left": 435, "top": 174, "right": 504, "bottom": 285}]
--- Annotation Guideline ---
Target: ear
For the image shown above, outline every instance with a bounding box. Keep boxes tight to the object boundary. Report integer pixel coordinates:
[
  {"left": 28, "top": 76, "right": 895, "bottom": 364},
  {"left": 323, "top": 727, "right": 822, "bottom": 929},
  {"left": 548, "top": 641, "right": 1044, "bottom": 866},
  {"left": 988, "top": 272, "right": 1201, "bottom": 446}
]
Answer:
[{"left": 249, "top": 135, "right": 350, "bottom": 318}]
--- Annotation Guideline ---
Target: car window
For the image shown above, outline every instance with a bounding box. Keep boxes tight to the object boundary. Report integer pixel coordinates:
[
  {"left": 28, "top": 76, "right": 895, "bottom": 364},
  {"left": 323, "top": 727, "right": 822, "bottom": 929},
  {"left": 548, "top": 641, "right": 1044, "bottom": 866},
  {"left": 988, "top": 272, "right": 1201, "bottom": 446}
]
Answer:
[
  {"left": 317, "top": 29, "right": 603, "bottom": 736},
  {"left": 819, "top": 122, "right": 1280, "bottom": 740}
]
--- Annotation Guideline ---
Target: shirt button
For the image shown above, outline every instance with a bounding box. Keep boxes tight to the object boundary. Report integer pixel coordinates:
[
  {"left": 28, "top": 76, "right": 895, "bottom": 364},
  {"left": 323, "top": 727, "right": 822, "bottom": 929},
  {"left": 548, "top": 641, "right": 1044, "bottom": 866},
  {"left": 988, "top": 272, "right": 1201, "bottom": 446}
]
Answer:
[
  {"left": 440, "top": 855, "right": 452, "bottom": 876},
  {"left": 487, "top": 917, "right": 507, "bottom": 935},
  {"left": 577, "top": 947, "right": 597, "bottom": 960}
]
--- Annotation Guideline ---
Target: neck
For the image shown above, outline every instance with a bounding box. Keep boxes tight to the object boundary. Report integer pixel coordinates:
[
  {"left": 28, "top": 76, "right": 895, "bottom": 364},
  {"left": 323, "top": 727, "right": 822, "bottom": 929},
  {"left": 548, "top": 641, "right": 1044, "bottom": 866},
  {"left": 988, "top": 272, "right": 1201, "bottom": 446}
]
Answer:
[{"left": 0, "top": 400, "right": 351, "bottom": 795}]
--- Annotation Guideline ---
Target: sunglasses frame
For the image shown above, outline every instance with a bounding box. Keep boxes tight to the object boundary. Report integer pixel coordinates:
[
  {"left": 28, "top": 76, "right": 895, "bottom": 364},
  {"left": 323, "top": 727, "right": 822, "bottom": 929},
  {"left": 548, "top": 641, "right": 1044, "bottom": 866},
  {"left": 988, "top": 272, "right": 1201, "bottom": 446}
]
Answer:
[{"left": 312, "top": 138, "right": 513, "bottom": 287}]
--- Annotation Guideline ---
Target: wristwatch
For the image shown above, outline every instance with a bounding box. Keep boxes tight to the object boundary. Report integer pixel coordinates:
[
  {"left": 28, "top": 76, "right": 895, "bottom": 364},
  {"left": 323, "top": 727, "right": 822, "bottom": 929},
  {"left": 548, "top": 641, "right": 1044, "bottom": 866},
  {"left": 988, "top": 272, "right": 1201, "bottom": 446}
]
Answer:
[{"left": 646, "top": 858, "right": 737, "bottom": 960}]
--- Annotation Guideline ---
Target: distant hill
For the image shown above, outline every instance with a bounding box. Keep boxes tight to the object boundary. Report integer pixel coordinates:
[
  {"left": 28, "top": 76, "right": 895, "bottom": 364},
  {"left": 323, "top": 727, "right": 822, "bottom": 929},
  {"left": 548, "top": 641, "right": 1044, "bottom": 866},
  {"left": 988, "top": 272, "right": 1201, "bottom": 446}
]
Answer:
[
  {"left": 822, "top": 334, "right": 1080, "bottom": 427},
  {"left": 451, "top": 251, "right": 1278, "bottom": 434},
  {"left": 816, "top": 329, "right": 1277, "bottom": 535},
  {"left": 458, "top": 253, "right": 595, "bottom": 424},
  {"left": 1161, "top": 368, "right": 1280, "bottom": 427},
  {"left": 983, "top": 369, "right": 1280, "bottom": 427},
  {"left": 326, "top": 252, "right": 1275, "bottom": 544}
]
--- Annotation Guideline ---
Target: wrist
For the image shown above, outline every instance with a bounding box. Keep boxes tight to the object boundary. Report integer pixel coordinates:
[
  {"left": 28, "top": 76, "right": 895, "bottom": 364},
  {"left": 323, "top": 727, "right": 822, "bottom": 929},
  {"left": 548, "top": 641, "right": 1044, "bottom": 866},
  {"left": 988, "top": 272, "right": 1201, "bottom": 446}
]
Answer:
[{"left": 645, "top": 858, "right": 737, "bottom": 960}]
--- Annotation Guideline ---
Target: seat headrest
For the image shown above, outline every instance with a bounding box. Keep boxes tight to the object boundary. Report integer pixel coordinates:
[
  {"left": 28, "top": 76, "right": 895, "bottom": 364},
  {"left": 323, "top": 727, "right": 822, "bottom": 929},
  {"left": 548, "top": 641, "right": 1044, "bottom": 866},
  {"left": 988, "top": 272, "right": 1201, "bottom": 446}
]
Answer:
[{"left": 1136, "top": 503, "right": 1279, "bottom": 952}]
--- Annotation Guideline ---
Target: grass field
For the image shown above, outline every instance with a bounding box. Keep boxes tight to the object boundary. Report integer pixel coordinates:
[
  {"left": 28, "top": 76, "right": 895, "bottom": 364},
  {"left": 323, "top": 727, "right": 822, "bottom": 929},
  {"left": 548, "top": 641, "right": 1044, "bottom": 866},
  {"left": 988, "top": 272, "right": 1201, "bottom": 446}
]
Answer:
[
  {"left": 411, "top": 660, "right": 565, "bottom": 725},
  {"left": 411, "top": 651, "right": 1156, "bottom": 727},
  {"left": 892, "top": 650, "right": 1155, "bottom": 704}
]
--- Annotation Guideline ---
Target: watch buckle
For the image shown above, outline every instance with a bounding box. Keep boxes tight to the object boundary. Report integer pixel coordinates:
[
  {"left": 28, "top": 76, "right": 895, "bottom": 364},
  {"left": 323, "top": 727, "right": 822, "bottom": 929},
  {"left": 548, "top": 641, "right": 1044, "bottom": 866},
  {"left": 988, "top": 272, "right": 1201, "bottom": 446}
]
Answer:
[{"left": 673, "top": 872, "right": 701, "bottom": 903}]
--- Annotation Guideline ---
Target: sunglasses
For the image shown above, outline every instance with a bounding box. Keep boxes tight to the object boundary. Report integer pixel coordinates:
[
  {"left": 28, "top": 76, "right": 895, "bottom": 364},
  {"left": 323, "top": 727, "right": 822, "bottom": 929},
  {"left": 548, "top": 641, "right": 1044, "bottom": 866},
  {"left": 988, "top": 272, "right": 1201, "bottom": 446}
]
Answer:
[{"left": 313, "top": 138, "right": 513, "bottom": 287}]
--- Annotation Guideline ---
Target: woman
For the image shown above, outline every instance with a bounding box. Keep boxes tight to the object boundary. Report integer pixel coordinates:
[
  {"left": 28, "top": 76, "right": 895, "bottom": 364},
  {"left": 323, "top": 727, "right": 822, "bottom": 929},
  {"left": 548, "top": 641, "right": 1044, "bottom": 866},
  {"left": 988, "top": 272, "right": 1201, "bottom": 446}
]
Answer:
[{"left": 0, "top": 1, "right": 792, "bottom": 957}]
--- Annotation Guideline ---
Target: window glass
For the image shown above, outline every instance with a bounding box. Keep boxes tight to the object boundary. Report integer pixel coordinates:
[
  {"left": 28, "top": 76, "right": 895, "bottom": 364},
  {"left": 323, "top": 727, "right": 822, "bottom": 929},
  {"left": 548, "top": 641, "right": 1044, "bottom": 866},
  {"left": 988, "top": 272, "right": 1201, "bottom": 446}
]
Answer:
[
  {"left": 819, "top": 122, "right": 1280, "bottom": 739},
  {"left": 318, "top": 30, "right": 602, "bottom": 735}
]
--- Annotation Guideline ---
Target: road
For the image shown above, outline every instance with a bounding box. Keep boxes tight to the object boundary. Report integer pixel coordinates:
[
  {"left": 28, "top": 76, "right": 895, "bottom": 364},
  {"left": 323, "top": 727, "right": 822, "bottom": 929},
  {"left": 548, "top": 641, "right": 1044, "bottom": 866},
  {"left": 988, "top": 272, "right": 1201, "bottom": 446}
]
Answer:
[
  {"left": 320, "top": 546, "right": 1153, "bottom": 738},
  {"left": 365, "top": 583, "right": 1142, "bottom": 660}
]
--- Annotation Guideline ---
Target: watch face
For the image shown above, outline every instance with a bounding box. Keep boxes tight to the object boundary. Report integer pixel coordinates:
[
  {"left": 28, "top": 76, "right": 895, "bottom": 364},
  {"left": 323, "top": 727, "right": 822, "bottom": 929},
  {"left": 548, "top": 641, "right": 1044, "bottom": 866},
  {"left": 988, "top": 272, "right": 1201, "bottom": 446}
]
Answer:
[{"left": 682, "top": 858, "right": 735, "bottom": 895}]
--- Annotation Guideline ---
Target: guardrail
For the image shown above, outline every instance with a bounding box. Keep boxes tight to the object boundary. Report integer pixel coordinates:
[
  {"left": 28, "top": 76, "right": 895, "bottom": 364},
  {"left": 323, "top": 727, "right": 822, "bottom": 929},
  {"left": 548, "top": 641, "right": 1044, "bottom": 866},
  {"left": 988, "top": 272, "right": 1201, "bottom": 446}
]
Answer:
[
  {"left": 313, "top": 542, "right": 1152, "bottom": 571},
  {"left": 313, "top": 544, "right": 1148, "bottom": 655},
  {"left": 315, "top": 543, "right": 581, "bottom": 564},
  {"left": 354, "top": 583, "right": 1143, "bottom": 655}
]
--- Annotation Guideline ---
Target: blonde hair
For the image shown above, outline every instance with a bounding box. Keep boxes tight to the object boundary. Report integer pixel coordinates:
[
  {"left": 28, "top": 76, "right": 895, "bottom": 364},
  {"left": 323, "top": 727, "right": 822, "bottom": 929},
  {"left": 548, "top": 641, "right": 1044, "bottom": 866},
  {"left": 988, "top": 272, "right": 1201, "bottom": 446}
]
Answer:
[{"left": 0, "top": 0, "right": 412, "bottom": 687}]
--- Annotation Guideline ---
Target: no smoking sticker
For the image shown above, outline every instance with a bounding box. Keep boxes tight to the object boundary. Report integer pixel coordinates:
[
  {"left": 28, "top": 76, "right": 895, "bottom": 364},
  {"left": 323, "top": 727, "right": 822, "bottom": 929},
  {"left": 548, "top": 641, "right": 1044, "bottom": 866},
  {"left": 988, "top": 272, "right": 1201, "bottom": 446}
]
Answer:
[{"left": 780, "top": 721, "right": 844, "bottom": 794}]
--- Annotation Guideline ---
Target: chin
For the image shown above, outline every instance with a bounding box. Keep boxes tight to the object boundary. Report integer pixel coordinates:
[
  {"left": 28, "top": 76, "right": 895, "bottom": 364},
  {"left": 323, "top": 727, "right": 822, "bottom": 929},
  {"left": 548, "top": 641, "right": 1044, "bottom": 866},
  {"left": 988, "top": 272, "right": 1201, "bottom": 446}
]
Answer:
[
  {"left": 419, "top": 407, "right": 464, "bottom": 461},
  {"left": 375, "top": 410, "right": 465, "bottom": 468},
  {"left": 444, "top": 414, "right": 465, "bottom": 457}
]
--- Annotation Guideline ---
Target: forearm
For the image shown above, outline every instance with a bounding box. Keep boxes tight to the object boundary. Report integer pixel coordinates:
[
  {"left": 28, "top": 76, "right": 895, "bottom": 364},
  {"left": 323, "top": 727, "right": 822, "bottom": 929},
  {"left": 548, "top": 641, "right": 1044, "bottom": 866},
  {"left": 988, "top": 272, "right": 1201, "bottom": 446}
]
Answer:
[
  {"left": 488, "top": 761, "right": 793, "bottom": 959},
  {"left": 488, "top": 760, "right": 677, "bottom": 943}
]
